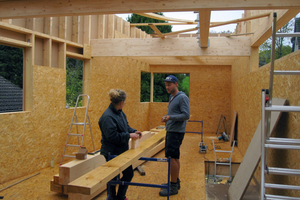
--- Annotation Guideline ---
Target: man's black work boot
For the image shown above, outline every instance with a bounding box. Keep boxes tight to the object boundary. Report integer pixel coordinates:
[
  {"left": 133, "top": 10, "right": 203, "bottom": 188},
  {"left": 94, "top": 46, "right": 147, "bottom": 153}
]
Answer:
[
  {"left": 161, "top": 178, "right": 181, "bottom": 190},
  {"left": 159, "top": 182, "right": 178, "bottom": 196}
]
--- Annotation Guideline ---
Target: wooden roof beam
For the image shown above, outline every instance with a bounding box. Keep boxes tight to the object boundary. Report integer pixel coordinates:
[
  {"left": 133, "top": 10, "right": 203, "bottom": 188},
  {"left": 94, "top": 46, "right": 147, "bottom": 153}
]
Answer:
[
  {"left": 1, "top": 0, "right": 300, "bottom": 19},
  {"left": 198, "top": 10, "right": 211, "bottom": 48},
  {"left": 135, "top": 12, "right": 195, "bottom": 23},
  {"left": 149, "top": 24, "right": 165, "bottom": 38},
  {"left": 251, "top": 9, "right": 300, "bottom": 47},
  {"left": 91, "top": 37, "right": 251, "bottom": 57}
]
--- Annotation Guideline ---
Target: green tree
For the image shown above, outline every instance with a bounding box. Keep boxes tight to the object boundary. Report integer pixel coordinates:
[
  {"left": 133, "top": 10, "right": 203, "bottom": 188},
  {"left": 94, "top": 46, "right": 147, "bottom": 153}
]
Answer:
[
  {"left": 0, "top": 45, "right": 23, "bottom": 88},
  {"left": 66, "top": 58, "right": 83, "bottom": 107},
  {"left": 153, "top": 73, "right": 189, "bottom": 102},
  {"left": 127, "top": 13, "right": 172, "bottom": 34},
  {"left": 141, "top": 72, "right": 151, "bottom": 102},
  {"left": 259, "top": 20, "right": 294, "bottom": 67}
]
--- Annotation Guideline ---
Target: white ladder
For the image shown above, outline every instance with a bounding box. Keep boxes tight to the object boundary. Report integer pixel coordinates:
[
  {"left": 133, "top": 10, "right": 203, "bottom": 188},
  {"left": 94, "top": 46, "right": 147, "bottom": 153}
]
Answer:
[
  {"left": 60, "top": 94, "right": 95, "bottom": 164},
  {"left": 261, "top": 12, "right": 300, "bottom": 200}
]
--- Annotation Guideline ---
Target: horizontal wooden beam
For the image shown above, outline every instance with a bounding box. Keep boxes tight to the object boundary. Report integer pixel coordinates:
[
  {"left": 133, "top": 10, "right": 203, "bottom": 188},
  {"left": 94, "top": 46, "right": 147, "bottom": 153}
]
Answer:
[
  {"left": 130, "top": 22, "right": 198, "bottom": 26},
  {"left": 67, "top": 130, "right": 166, "bottom": 195},
  {"left": 161, "top": 27, "right": 198, "bottom": 36},
  {"left": 1, "top": 0, "right": 300, "bottom": 19},
  {"left": 66, "top": 51, "right": 84, "bottom": 59},
  {"left": 91, "top": 37, "right": 251, "bottom": 57},
  {"left": 251, "top": 9, "right": 300, "bottom": 47},
  {"left": 130, "top": 56, "right": 241, "bottom": 65},
  {"left": 0, "top": 21, "right": 83, "bottom": 48},
  {"left": 0, "top": 36, "right": 32, "bottom": 47}
]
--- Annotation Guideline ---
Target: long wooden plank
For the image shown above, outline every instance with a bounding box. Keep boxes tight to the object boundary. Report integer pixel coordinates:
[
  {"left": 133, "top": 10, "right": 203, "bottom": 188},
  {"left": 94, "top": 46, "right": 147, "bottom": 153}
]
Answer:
[
  {"left": 91, "top": 37, "right": 251, "bottom": 57},
  {"left": 67, "top": 130, "right": 166, "bottom": 195},
  {"left": 228, "top": 98, "right": 286, "bottom": 200},
  {"left": 1, "top": 0, "right": 300, "bottom": 19},
  {"left": 59, "top": 154, "right": 106, "bottom": 185}
]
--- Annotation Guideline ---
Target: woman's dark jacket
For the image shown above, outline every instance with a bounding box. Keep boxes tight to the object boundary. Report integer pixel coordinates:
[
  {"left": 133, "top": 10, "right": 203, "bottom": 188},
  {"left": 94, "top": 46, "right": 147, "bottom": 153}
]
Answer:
[{"left": 98, "top": 103, "right": 136, "bottom": 157}]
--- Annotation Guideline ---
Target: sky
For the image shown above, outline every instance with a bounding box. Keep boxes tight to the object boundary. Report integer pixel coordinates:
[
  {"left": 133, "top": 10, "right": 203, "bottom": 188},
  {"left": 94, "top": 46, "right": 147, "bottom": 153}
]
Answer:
[{"left": 116, "top": 11, "right": 245, "bottom": 34}]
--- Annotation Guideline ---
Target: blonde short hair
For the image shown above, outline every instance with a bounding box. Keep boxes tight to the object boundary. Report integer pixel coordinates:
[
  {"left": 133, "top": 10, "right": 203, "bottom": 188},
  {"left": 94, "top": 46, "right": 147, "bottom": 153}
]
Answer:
[{"left": 109, "top": 89, "right": 127, "bottom": 104}]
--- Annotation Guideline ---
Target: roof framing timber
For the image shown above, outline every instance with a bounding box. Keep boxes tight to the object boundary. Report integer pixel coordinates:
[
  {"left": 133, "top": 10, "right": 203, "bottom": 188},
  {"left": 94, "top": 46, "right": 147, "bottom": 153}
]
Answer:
[
  {"left": 91, "top": 37, "right": 251, "bottom": 57},
  {"left": 251, "top": 9, "right": 300, "bottom": 47},
  {"left": 198, "top": 10, "right": 211, "bottom": 48},
  {"left": 1, "top": 0, "right": 300, "bottom": 19}
]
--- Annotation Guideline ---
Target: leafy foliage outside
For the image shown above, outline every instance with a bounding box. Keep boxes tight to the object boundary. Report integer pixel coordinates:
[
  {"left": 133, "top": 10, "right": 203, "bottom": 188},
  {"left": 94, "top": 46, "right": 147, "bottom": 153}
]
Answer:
[
  {"left": 140, "top": 73, "right": 189, "bottom": 102},
  {"left": 127, "top": 13, "right": 172, "bottom": 34},
  {"left": 154, "top": 74, "right": 189, "bottom": 102},
  {"left": 66, "top": 58, "right": 83, "bottom": 107},
  {"left": 0, "top": 45, "right": 23, "bottom": 88},
  {"left": 141, "top": 72, "right": 151, "bottom": 102},
  {"left": 259, "top": 20, "right": 294, "bottom": 67}
]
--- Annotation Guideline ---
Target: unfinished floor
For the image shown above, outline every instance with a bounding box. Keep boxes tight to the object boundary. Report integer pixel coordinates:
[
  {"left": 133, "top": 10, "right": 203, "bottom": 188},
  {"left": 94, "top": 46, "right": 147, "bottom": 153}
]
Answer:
[{"left": 0, "top": 132, "right": 245, "bottom": 200}]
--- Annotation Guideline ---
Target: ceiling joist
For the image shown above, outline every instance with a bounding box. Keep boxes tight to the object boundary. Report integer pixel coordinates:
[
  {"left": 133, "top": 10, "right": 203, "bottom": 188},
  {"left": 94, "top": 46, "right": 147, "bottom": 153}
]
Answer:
[
  {"left": 198, "top": 10, "right": 211, "bottom": 48},
  {"left": 1, "top": 0, "right": 300, "bottom": 19}
]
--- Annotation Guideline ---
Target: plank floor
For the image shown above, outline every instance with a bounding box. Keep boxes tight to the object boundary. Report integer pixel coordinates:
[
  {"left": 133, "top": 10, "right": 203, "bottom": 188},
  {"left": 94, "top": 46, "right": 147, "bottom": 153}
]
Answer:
[{"left": 0, "top": 133, "right": 243, "bottom": 200}]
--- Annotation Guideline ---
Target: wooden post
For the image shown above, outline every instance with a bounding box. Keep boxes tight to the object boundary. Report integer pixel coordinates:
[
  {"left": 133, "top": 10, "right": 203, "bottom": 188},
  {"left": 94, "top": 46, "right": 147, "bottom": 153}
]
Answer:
[
  {"left": 59, "top": 16, "right": 66, "bottom": 40},
  {"left": 43, "top": 38, "right": 51, "bottom": 67},
  {"left": 44, "top": 17, "right": 52, "bottom": 36},
  {"left": 72, "top": 16, "right": 79, "bottom": 43},
  {"left": 107, "top": 14, "right": 115, "bottom": 39},
  {"left": 24, "top": 34, "right": 34, "bottom": 111},
  {"left": 58, "top": 42, "right": 66, "bottom": 69},
  {"left": 150, "top": 72, "right": 154, "bottom": 102},
  {"left": 83, "top": 15, "right": 91, "bottom": 44}
]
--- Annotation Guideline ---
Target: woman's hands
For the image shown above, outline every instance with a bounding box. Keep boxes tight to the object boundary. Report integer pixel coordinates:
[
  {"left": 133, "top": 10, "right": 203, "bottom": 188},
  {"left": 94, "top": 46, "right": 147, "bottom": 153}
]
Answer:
[{"left": 130, "top": 131, "right": 142, "bottom": 140}]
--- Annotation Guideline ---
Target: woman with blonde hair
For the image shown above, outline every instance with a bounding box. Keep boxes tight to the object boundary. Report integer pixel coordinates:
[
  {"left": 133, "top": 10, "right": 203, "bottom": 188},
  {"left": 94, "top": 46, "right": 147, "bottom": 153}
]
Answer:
[{"left": 98, "top": 89, "right": 142, "bottom": 200}]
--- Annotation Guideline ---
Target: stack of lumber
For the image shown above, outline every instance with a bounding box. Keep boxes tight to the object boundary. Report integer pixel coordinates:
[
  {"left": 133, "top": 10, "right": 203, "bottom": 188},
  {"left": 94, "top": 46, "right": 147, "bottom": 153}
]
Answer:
[{"left": 50, "top": 127, "right": 166, "bottom": 200}]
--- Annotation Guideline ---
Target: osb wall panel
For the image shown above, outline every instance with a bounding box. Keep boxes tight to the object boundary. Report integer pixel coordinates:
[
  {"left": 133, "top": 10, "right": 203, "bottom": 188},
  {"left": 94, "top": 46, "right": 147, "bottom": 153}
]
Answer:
[
  {"left": 231, "top": 50, "right": 300, "bottom": 197},
  {"left": 90, "top": 57, "right": 150, "bottom": 133},
  {"left": 0, "top": 57, "right": 151, "bottom": 184},
  {"left": 149, "top": 65, "right": 231, "bottom": 134}
]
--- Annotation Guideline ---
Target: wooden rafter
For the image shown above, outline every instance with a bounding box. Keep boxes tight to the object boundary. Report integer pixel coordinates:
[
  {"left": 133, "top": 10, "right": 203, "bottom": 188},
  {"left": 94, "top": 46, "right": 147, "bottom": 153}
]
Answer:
[
  {"left": 251, "top": 9, "right": 300, "bottom": 47},
  {"left": 1, "top": 0, "right": 300, "bottom": 19},
  {"left": 149, "top": 24, "right": 165, "bottom": 38},
  {"left": 160, "top": 27, "right": 198, "bottom": 37},
  {"left": 135, "top": 13, "right": 195, "bottom": 23},
  {"left": 210, "top": 12, "right": 272, "bottom": 28},
  {"left": 130, "top": 22, "right": 198, "bottom": 26},
  {"left": 199, "top": 10, "right": 211, "bottom": 48}
]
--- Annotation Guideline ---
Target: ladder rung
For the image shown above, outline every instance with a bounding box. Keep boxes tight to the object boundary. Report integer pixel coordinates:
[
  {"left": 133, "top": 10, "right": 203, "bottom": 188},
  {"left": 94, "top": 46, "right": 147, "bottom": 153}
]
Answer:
[
  {"left": 215, "top": 175, "right": 231, "bottom": 178},
  {"left": 275, "top": 32, "right": 300, "bottom": 37},
  {"left": 265, "top": 106, "right": 300, "bottom": 112},
  {"left": 72, "top": 123, "right": 90, "bottom": 125},
  {"left": 265, "top": 194, "right": 300, "bottom": 200},
  {"left": 63, "top": 155, "right": 76, "bottom": 158},
  {"left": 267, "top": 137, "right": 300, "bottom": 145},
  {"left": 266, "top": 167, "right": 300, "bottom": 176},
  {"left": 274, "top": 70, "right": 300, "bottom": 75},
  {"left": 265, "top": 144, "right": 300, "bottom": 150},
  {"left": 216, "top": 162, "right": 231, "bottom": 165},
  {"left": 66, "top": 144, "right": 81, "bottom": 147},
  {"left": 68, "top": 133, "right": 83, "bottom": 136},
  {"left": 265, "top": 183, "right": 300, "bottom": 190}
]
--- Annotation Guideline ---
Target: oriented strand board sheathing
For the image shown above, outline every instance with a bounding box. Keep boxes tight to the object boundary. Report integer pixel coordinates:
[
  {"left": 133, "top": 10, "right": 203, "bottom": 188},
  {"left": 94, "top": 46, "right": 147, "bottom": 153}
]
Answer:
[{"left": 231, "top": 50, "right": 300, "bottom": 197}]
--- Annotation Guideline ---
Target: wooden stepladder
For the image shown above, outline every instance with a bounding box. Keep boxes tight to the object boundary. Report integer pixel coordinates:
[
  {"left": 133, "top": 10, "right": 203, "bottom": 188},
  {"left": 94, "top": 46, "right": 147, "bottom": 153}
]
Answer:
[{"left": 60, "top": 94, "right": 95, "bottom": 165}]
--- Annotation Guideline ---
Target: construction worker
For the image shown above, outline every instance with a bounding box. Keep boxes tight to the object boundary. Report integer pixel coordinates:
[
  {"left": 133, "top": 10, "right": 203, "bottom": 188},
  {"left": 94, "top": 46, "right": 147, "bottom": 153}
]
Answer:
[
  {"left": 160, "top": 75, "right": 190, "bottom": 196},
  {"left": 98, "top": 89, "right": 142, "bottom": 200}
]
